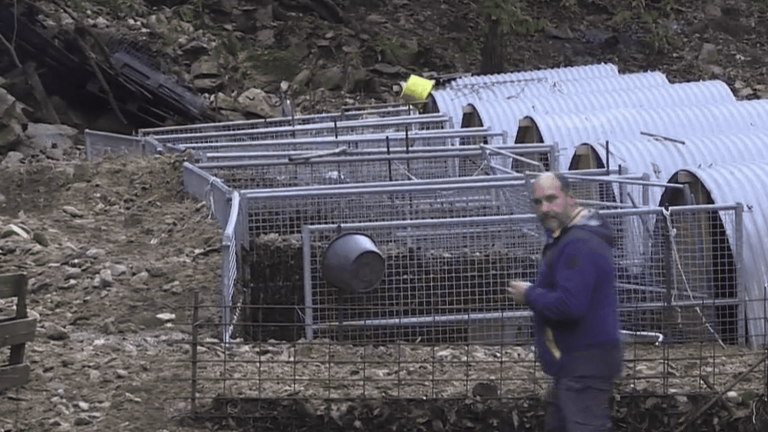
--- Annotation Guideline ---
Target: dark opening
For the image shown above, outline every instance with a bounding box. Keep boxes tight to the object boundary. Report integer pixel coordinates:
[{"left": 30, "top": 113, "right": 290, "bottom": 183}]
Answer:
[{"left": 658, "top": 171, "right": 740, "bottom": 344}]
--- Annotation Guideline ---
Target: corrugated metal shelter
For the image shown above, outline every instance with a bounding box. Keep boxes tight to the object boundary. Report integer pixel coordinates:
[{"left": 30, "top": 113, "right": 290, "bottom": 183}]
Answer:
[
  {"left": 660, "top": 161, "right": 768, "bottom": 346},
  {"left": 444, "top": 63, "right": 619, "bottom": 88},
  {"left": 517, "top": 100, "right": 768, "bottom": 171},
  {"left": 463, "top": 80, "right": 735, "bottom": 145},
  {"left": 568, "top": 131, "right": 768, "bottom": 208},
  {"left": 428, "top": 71, "right": 668, "bottom": 129}
]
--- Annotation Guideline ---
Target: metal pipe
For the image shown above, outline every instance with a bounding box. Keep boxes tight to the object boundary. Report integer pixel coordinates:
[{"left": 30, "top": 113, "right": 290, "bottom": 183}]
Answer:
[
  {"left": 242, "top": 179, "right": 529, "bottom": 198},
  {"left": 302, "top": 225, "right": 315, "bottom": 341},
  {"left": 619, "top": 330, "right": 664, "bottom": 344},
  {"left": 178, "top": 128, "right": 503, "bottom": 149},
  {"left": 479, "top": 144, "right": 545, "bottom": 170},
  {"left": 241, "top": 174, "right": 530, "bottom": 195},
  {"left": 296, "top": 203, "right": 741, "bottom": 234},
  {"left": 140, "top": 105, "right": 413, "bottom": 136},
  {"left": 576, "top": 199, "right": 638, "bottom": 208},
  {"left": 312, "top": 310, "right": 533, "bottom": 328},
  {"left": 200, "top": 149, "right": 541, "bottom": 169},
  {"left": 557, "top": 173, "right": 686, "bottom": 189},
  {"left": 200, "top": 143, "right": 542, "bottom": 159},
  {"left": 151, "top": 113, "right": 450, "bottom": 141},
  {"left": 488, "top": 163, "right": 516, "bottom": 174}
]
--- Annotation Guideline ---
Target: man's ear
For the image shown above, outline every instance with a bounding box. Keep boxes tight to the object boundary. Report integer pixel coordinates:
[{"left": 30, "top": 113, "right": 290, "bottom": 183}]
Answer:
[{"left": 566, "top": 195, "right": 578, "bottom": 206}]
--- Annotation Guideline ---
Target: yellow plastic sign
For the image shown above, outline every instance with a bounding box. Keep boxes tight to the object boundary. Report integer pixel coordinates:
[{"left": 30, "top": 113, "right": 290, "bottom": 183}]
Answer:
[{"left": 400, "top": 74, "right": 434, "bottom": 103}]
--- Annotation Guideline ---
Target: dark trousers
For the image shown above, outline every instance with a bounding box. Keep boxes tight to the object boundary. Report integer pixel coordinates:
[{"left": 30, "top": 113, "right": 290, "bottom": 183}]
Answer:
[{"left": 545, "top": 376, "right": 614, "bottom": 432}]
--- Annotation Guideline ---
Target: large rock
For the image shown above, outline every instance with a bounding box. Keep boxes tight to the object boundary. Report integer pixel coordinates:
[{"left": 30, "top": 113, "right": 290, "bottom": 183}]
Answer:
[
  {"left": 345, "top": 68, "right": 370, "bottom": 93},
  {"left": 291, "top": 69, "right": 312, "bottom": 93},
  {"left": 191, "top": 57, "right": 223, "bottom": 91},
  {"left": 146, "top": 14, "right": 169, "bottom": 33},
  {"left": 0, "top": 88, "right": 28, "bottom": 151},
  {"left": 312, "top": 66, "right": 345, "bottom": 91},
  {"left": 256, "top": 29, "right": 276, "bottom": 46},
  {"left": 236, "top": 88, "right": 282, "bottom": 118},
  {"left": 190, "top": 57, "right": 221, "bottom": 78},
  {"left": 21, "top": 123, "right": 78, "bottom": 159},
  {"left": 698, "top": 43, "right": 718, "bottom": 65},
  {"left": 0, "top": 119, "right": 24, "bottom": 151},
  {"left": 207, "top": 92, "right": 239, "bottom": 111}
]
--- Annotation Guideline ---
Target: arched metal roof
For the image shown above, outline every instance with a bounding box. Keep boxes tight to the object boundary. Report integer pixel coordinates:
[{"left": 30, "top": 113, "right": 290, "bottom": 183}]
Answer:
[
  {"left": 662, "top": 160, "right": 768, "bottom": 345},
  {"left": 430, "top": 71, "right": 669, "bottom": 128},
  {"left": 445, "top": 63, "right": 619, "bottom": 88},
  {"left": 525, "top": 100, "right": 768, "bottom": 171},
  {"left": 467, "top": 80, "right": 735, "bottom": 143},
  {"left": 570, "top": 131, "right": 768, "bottom": 207}
]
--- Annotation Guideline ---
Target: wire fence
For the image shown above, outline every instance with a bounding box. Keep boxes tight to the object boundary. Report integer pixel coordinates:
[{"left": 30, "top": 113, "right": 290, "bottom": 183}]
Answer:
[
  {"left": 180, "top": 163, "right": 654, "bottom": 345},
  {"left": 175, "top": 204, "right": 768, "bottom": 428},
  {"left": 144, "top": 113, "right": 450, "bottom": 147}
]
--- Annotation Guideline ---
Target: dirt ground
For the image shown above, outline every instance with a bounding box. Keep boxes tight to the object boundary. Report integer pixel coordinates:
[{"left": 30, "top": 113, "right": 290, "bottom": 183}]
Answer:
[
  {"left": 0, "top": 151, "right": 224, "bottom": 431},
  {"left": 3, "top": 0, "right": 768, "bottom": 430}
]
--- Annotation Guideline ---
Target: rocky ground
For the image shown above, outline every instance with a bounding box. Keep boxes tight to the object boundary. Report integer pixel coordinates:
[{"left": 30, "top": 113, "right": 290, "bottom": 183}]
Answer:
[{"left": 2, "top": 0, "right": 768, "bottom": 430}]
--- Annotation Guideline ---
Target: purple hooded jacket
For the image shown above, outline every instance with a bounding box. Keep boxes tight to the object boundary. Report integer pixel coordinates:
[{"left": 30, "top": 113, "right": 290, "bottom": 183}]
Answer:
[{"left": 524, "top": 209, "right": 623, "bottom": 378}]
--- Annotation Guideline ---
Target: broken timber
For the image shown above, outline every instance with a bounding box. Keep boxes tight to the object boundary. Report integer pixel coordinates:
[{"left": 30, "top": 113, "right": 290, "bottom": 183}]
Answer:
[
  {"left": 0, "top": 0, "right": 218, "bottom": 127},
  {"left": 0, "top": 273, "right": 38, "bottom": 392}
]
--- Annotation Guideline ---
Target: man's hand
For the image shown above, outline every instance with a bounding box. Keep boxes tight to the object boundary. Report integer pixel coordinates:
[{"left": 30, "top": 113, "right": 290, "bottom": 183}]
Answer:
[{"left": 506, "top": 280, "right": 531, "bottom": 305}]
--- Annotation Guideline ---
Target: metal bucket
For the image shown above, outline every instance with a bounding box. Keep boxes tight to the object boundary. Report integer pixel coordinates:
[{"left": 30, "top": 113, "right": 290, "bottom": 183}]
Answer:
[{"left": 321, "top": 232, "right": 385, "bottom": 293}]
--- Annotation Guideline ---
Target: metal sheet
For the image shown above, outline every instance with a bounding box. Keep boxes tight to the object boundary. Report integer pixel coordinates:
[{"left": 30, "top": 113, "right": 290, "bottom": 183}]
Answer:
[
  {"left": 572, "top": 131, "right": 768, "bottom": 207},
  {"left": 526, "top": 99, "right": 768, "bottom": 171},
  {"left": 445, "top": 63, "right": 618, "bottom": 88},
  {"left": 468, "top": 80, "right": 735, "bottom": 145},
  {"left": 664, "top": 161, "right": 768, "bottom": 345},
  {"left": 431, "top": 71, "right": 669, "bottom": 129}
]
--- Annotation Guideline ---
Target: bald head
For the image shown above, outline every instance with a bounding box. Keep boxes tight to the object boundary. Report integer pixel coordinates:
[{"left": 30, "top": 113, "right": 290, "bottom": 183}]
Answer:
[
  {"left": 533, "top": 172, "right": 572, "bottom": 195},
  {"left": 531, "top": 172, "right": 579, "bottom": 234}
]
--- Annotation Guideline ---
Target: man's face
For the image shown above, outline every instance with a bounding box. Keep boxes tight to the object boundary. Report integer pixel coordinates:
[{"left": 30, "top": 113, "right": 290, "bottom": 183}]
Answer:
[{"left": 531, "top": 174, "right": 575, "bottom": 233}]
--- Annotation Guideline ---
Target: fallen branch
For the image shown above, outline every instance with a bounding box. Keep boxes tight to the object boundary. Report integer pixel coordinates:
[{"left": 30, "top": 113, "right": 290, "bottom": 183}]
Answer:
[
  {"left": 674, "top": 352, "right": 768, "bottom": 432},
  {"left": 699, "top": 375, "right": 737, "bottom": 418},
  {"left": 2, "top": 33, "right": 60, "bottom": 124},
  {"left": 50, "top": 0, "right": 128, "bottom": 125},
  {"left": 73, "top": 26, "right": 128, "bottom": 125},
  {"left": 0, "top": 33, "right": 21, "bottom": 68},
  {"left": 24, "top": 62, "right": 60, "bottom": 124}
]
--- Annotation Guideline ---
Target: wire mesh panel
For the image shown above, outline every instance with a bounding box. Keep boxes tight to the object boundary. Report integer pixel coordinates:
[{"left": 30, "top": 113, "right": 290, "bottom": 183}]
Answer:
[
  {"left": 178, "top": 128, "right": 504, "bottom": 155},
  {"left": 298, "top": 205, "right": 743, "bottom": 348},
  {"left": 197, "top": 140, "right": 535, "bottom": 161},
  {"left": 195, "top": 145, "right": 554, "bottom": 189},
  {"left": 241, "top": 179, "right": 528, "bottom": 239},
  {"left": 147, "top": 114, "right": 450, "bottom": 147},
  {"left": 84, "top": 129, "right": 155, "bottom": 162},
  {"left": 303, "top": 217, "right": 542, "bottom": 345}
]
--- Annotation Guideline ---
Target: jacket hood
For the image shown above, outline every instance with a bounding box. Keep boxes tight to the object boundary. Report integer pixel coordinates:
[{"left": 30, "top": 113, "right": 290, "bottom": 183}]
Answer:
[{"left": 568, "top": 209, "right": 614, "bottom": 248}]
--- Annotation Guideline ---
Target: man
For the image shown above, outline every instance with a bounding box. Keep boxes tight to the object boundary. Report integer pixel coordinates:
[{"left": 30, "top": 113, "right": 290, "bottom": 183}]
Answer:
[{"left": 508, "top": 172, "right": 622, "bottom": 432}]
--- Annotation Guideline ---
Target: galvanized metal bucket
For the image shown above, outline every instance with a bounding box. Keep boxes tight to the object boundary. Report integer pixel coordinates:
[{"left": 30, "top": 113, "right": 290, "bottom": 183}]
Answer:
[{"left": 321, "top": 232, "right": 385, "bottom": 293}]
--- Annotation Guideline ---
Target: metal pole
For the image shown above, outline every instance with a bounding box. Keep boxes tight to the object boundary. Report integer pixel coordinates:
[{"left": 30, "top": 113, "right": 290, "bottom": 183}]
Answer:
[
  {"left": 733, "top": 203, "right": 746, "bottom": 345},
  {"left": 386, "top": 136, "right": 394, "bottom": 182},
  {"left": 302, "top": 226, "right": 315, "bottom": 340},
  {"left": 662, "top": 204, "right": 675, "bottom": 394},
  {"left": 191, "top": 290, "right": 199, "bottom": 416}
]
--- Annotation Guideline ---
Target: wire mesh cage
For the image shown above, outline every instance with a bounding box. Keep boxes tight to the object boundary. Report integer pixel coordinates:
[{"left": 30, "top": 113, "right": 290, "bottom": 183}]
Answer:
[
  {"left": 176, "top": 128, "right": 504, "bottom": 156},
  {"left": 194, "top": 144, "right": 555, "bottom": 189},
  {"left": 180, "top": 203, "right": 766, "bottom": 414},
  {"left": 146, "top": 114, "right": 450, "bottom": 147},
  {"left": 296, "top": 204, "right": 744, "bottom": 345}
]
